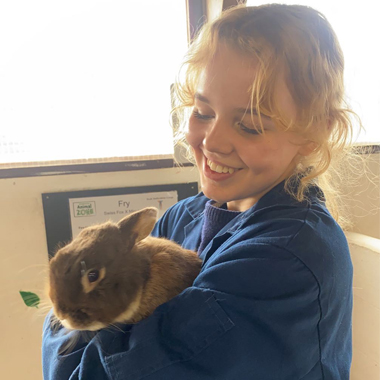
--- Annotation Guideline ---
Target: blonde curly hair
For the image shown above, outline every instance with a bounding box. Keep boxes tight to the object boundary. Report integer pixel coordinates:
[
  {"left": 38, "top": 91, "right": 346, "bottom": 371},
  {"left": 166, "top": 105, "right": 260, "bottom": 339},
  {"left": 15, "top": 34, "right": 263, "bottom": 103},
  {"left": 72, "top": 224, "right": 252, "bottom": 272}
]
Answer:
[{"left": 173, "top": 3, "right": 367, "bottom": 229}]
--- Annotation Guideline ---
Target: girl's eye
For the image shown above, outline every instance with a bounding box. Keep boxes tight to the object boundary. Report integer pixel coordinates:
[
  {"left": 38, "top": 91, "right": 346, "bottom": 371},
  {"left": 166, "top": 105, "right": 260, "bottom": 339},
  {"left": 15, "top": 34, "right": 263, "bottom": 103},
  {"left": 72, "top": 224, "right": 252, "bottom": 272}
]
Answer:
[
  {"left": 192, "top": 110, "right": 214, "bottom": 120},
  {"left": 237, "top": 122, "right": 261, "bottom": 135}
]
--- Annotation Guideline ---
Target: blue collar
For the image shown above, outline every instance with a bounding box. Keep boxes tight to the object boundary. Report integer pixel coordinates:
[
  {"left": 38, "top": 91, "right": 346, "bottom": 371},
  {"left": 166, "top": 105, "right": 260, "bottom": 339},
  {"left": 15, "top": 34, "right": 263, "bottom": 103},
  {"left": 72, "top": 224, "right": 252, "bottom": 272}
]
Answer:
[{"left": 184, "top": 179, "right": 325, "bottom": 227}]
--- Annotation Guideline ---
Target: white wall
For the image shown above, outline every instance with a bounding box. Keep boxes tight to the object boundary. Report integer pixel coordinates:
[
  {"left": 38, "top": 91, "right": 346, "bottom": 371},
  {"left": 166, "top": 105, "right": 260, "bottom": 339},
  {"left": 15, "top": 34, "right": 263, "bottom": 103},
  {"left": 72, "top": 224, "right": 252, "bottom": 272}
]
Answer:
[
  {"left": 0, "top": 165, "right": 200, "bottom": 380},
  {"left": 0, "top": 154, "right": 378, "bottom": 379},
  {"left": 344, "top": 154, "right": 380, "bottom": 239},
  {"left": 346, "top": 232, "right": 380, "bottom": 380}
]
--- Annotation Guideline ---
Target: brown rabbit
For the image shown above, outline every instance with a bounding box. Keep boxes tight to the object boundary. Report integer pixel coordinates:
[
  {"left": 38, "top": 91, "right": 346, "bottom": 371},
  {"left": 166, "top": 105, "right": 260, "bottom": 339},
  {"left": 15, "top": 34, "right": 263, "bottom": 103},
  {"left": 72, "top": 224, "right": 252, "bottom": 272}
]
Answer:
[{"left": 48, "top": 207, "right": 202, "bottom": 332}]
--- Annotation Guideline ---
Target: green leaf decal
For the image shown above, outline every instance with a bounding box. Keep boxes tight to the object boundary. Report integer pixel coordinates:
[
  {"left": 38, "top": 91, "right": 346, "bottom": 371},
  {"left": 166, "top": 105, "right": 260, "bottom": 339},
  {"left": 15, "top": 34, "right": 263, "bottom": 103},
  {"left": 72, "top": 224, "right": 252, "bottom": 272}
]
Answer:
[{"left": 19, "top": 291, "right": 40, "bottom": 308}]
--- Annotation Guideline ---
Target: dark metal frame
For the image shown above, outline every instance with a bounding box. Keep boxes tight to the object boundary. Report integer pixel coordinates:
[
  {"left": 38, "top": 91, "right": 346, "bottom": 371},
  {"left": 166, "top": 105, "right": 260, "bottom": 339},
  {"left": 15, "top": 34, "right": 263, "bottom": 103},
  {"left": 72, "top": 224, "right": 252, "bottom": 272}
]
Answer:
[
  {"left": 43, "top": 181, "right": 198, "bottom": 258},
  {"left": 0, "top": 159, "right": 193, "bottom": 179}
]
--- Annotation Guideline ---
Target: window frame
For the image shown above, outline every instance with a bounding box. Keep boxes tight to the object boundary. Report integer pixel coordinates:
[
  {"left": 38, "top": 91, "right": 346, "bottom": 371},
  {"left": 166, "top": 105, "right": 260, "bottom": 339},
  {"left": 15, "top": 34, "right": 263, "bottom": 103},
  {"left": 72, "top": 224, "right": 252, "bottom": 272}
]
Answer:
[
  {"left": 0, "top": 158, "right": 194, "bottom": 179},
  {"left": 0, "top": 1, "right": 195, "bottom": 179},
  {"left": 1, "top": 0, "right": 377, "bottom": 179}
]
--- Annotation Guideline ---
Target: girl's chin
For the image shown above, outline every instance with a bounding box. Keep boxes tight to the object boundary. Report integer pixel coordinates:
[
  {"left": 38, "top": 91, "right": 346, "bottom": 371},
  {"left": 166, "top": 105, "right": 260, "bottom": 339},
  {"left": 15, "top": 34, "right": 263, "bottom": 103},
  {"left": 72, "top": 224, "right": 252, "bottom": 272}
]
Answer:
[
  {"left": 200, "top": 182, "right": 257, "bottom": 211},
  {"left": 200, "top": 184, "right": 230, "bottom": 203}
]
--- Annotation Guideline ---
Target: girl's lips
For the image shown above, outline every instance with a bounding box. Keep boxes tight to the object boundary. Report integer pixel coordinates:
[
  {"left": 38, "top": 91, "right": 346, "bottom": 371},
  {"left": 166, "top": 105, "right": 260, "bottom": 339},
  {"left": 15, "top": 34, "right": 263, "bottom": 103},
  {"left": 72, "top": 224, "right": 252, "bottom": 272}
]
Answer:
[{"left": 202, "top": 156, "right": 240, "bottom": 181}]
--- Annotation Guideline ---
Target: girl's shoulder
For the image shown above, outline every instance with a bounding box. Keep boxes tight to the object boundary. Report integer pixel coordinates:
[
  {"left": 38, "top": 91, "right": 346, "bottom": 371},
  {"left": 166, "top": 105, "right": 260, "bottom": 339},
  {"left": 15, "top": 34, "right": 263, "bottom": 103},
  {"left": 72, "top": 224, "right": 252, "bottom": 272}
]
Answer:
[
  {"left": 157, "top": 192, "right": 209, "bottom": 227},
  {"left": 218, "top": 199, "right": 351, "bottom": 287},
  {"left": 167, "top": 191, "right": 209, "bottom": 217},
  {"left": 151, "top": 192, "right": 209, "bottom": 243}
]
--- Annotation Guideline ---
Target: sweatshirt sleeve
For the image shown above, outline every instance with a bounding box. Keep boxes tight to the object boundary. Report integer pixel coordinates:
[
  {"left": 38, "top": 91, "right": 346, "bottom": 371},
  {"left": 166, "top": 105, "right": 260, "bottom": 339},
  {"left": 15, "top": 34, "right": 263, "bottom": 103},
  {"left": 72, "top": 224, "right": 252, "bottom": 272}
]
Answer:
[{"left": 42, "top": 242, "right": 331, "bottom": 380}]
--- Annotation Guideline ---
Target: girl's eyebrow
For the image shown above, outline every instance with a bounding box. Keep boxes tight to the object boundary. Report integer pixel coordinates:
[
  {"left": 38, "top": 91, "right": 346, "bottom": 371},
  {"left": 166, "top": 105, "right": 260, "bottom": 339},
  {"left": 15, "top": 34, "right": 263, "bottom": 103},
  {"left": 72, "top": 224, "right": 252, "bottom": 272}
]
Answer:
[
  {"left": 235, "top": 107, "right": 272, "bottom": 120},
  {"left": 194, "top": 92, "right": 210, "bottom": 104},
  {"left": 194, "top": 92, "right": 271, "bottom": 120}
]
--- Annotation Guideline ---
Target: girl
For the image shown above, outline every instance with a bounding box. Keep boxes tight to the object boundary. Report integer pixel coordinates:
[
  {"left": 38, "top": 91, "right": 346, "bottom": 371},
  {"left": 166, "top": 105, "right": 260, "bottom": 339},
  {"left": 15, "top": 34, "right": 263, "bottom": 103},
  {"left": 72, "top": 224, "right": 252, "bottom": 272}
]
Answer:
[{"left": 42, "top": 4, "right": 358, "bottom": 379}]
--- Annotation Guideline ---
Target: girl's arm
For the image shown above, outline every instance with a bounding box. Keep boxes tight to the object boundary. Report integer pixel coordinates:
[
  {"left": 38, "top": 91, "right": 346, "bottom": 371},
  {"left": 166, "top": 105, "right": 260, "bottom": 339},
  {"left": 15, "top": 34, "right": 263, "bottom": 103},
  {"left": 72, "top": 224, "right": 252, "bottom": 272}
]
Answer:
[{"left": 42, "top": 242, "right": 337, "bottom": 380}]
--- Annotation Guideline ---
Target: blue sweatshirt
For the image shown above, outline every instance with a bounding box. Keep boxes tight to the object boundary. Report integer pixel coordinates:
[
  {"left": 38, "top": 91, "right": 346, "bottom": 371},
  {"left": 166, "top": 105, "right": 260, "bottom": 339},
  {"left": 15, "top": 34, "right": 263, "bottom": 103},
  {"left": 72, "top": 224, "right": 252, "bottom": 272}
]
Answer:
[{"left": 42, "top": 180, "right": 353, "bottom": 379}]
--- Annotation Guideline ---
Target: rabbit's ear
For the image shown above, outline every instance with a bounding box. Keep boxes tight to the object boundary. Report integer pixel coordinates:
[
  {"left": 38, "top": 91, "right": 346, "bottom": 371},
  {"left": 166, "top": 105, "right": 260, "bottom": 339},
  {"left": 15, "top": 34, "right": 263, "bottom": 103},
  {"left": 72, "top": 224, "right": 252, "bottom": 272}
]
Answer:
[{"left": 117, "top": 207, "right": 158, "bottom": 245}]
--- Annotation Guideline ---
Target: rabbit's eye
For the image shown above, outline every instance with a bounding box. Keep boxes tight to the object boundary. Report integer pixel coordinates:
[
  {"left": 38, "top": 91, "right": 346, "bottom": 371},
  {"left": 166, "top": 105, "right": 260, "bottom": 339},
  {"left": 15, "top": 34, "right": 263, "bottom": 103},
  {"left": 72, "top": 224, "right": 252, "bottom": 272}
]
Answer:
[{"left": 88, "top": 270, "right": 99, "bottom": 283}]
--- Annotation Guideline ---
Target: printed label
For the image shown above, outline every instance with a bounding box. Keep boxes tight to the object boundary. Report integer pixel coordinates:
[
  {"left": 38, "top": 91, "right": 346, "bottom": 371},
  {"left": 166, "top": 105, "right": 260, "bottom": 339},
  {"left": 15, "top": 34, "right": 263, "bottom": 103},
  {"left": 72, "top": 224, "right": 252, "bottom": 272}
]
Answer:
[
  {"left": 73, "top": 201, "right": 96, "bottom": 217},
  {"left": 69, "top": 191, "right": 178, "bottom": 239}
]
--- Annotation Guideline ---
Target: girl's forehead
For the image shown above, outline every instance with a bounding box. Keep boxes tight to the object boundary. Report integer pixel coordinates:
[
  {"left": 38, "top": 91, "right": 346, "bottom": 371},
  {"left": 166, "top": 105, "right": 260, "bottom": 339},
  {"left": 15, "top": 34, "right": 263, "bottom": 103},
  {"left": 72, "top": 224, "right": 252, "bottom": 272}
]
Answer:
[
  {"left": 196, "top": 46, "right": 297, "bottom": 121},
  {"left": 197, "top": 48, "right": 257, "bottom": 98},
  {"left": 206, "top": 46, "right": 258, "bottom": 79}
]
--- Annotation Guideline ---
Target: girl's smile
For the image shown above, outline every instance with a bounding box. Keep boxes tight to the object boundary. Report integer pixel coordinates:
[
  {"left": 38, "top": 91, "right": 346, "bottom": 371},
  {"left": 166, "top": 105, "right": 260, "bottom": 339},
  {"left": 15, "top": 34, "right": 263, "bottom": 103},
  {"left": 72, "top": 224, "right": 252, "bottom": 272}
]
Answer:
[{"left": 203, "top": 155, "right": 243, "bottom": 181}]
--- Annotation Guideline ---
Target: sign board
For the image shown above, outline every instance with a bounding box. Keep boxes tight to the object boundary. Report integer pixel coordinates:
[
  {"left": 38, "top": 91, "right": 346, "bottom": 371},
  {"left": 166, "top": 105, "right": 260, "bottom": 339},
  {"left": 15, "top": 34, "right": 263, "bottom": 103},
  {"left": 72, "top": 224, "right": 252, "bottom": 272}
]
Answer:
[
  {"left": 42, "top": 182, "right": 198, "bottom": 258},
  {"left": 69, "top": 191, "right": 178, "bottom": 239}
]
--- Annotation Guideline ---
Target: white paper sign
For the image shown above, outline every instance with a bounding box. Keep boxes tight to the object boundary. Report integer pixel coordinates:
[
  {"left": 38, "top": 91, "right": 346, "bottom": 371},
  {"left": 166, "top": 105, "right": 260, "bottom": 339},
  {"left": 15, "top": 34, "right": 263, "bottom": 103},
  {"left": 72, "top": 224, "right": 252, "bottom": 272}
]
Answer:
[{"left": 69, "top": 191, "right": 178, "bottom": 239}]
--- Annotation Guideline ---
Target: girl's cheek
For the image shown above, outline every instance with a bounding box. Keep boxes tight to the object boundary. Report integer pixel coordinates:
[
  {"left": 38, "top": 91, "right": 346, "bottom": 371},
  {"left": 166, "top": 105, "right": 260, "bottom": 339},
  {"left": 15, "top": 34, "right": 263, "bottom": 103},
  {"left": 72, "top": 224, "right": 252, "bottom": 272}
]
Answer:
[
  {"left": 185, "top": 119, "right": 203, "bottom": 147},
  {"left": 185, "top": 131, "right": 193, "bottom": 146},
  {"left": 241, "top": 143, "right": 273, "bottom": 167},
  {"left": 185, "top": 131, "right": 198, "bottom": 148}
]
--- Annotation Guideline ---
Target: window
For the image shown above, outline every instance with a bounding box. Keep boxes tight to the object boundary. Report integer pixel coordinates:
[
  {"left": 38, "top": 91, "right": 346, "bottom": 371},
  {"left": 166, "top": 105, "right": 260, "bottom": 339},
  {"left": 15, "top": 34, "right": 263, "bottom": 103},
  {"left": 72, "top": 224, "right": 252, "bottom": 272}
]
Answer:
[
  {"left": 246, "top": 0, "right": 379, "bottom": 144},
  {"left": 0, "top": 0, "right": 188, "bottom": 168}
]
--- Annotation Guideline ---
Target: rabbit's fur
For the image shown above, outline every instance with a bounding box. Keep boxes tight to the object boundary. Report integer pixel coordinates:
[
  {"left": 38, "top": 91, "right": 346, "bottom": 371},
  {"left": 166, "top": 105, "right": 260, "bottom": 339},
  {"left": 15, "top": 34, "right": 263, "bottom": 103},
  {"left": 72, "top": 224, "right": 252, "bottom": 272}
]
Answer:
[{"left": 48, "top": 207, "right": 202, "bottom": 331}]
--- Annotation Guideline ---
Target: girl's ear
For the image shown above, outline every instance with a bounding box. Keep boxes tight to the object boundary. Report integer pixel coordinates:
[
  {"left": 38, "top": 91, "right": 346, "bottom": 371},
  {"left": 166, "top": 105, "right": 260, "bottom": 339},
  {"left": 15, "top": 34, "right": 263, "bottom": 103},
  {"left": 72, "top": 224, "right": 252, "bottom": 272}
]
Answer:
[
  {"left": 117, "top": 207, "right": 158, "bottom": 245},
  {"left": 298, "top": 140, "right": 318, "bottom": 157}
]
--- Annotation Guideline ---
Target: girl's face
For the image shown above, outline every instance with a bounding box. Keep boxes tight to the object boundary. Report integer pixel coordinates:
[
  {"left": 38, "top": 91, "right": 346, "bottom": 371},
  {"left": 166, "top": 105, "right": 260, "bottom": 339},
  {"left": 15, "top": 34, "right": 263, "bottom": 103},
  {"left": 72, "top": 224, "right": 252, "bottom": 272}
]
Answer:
[{"left": 186, "top": 46, "right": 307, "bottom": 212}]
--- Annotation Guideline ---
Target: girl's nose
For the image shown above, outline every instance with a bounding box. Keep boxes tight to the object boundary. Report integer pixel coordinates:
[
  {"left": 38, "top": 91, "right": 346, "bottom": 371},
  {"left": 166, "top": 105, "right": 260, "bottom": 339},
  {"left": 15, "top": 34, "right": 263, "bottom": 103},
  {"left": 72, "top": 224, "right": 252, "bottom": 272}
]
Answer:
[{"left": 202, "top": 118, "right": 234, "bottom": 156}]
